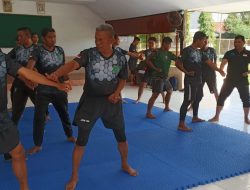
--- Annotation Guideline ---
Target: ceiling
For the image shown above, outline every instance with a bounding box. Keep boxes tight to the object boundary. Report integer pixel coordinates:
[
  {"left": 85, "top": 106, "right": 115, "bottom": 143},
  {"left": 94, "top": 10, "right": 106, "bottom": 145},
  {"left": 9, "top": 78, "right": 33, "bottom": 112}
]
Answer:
[{"left": 24, "top": 0, "right": 250, "bottom": 20}]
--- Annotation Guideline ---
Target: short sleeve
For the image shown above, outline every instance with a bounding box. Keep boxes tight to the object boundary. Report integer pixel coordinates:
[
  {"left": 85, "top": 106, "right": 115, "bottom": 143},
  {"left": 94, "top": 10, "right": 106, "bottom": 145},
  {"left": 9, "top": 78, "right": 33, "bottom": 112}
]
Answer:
[
  {"left": 179, "top": 48, "right": 189, "bottom": 63},
  {"left": 129, "top": 44, "right": 136, "bottom": 53},
  {"left": 73, "top": 49, "right": 89, "bottom": 68},
  {"left": 223, "top": 51, "right": 230, "bottom": 60},
  {"left": 119, "top": 48, "right": 128, "bottom": 55},
  {"left": 6, "top": 54, "right": 22, "bottom": 77},
  {"left": 58, "top": 46, "right": 65, "bottom": 63}
]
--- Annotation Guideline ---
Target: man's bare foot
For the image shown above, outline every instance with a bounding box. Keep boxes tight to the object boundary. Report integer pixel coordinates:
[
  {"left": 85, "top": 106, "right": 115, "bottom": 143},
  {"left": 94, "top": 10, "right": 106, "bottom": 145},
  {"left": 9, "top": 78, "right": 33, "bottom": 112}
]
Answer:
[
  {"left": 192, "top": 117, "right": 205, "bottom": 123},
  {"left": 27, "top": 146, "right": 42, "bottom": 155},
  {"left": 208, "top": 116, "right": 219, "bottom": 123},
  {"left": 245, "top": 118, "right": 250, "bottom": 125},
  {"left": 163, "top": 108, "right": 172, "bottom": 112},
  {"left": 122, "top": 164, "right": 138, "bottom": 176},
  {"left": 67, "top": 136, "right": 76, "bottom": 143},
  {"left": 66, "top": 177, "right": 78, "bottom": 190},
  {"left": 146, "top": 113, "right": 156, "bottom": 119},
  {"left": 177, "top": 123, "right": 192, "bottom": 132}
]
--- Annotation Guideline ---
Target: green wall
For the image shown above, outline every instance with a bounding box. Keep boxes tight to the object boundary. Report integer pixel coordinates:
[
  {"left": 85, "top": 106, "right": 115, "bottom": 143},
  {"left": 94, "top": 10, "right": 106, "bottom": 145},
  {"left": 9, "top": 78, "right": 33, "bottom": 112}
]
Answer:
[{"left": 0, "top": 13, "right": 52, "bottom": 47}]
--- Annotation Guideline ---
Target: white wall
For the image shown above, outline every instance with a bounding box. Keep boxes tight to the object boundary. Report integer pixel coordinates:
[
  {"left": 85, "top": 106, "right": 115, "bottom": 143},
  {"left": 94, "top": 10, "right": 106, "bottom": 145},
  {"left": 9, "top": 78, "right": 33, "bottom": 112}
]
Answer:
[{"left": 0, "top": 1, "right": 104, "bottom": 55}]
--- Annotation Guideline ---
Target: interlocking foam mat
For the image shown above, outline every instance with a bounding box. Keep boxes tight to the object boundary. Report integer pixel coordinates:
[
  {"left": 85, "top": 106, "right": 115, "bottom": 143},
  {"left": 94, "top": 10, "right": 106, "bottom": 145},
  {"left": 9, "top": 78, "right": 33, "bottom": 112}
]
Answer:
[{"left": 1, "top": 99, "right": 250, "bottom": 190}]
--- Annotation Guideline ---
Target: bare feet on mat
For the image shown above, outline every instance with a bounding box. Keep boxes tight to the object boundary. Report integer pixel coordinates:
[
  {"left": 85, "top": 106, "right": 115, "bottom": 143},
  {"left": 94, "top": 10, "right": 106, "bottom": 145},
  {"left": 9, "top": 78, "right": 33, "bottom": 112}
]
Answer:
[
  {"left": 146, "top": 113, "right": 156, "bottom": 119},
  {"left": 67, "top": 136, "right": 76, "bottom": 143},
  {"left": 27, "top": 146, "right": 42, "bottom": 155},
  {"left": 122, "top": 164, "right": 138, "bottom": 176},
  {"left": 177, "top": 123, "right": 192, "bottom": 132},
  {"left": 245, "top": 117, "right": 250, "bottom": 125},
  {"left": 20, "top": 184, "right": 29, "bottom": 190},
  {"left": 66, "top": 177, "right": 78, "bottom": 190},
  {"left": 192, "top": 117, "right": 205, "bottom": 123},
  {"left": 208, "top": 116, "right": 219, "bottom": 123}
]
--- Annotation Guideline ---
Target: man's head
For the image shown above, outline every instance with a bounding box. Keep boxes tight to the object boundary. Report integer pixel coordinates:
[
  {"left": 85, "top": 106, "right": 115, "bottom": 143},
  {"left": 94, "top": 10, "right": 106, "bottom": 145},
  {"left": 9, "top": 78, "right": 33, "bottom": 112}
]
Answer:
[
  {"left": 113, "top": 34, "right": 120, "bottom": 47},
  {"left": 148, "top": 37, "right": 157, "bottom": 50},
  {"left": 161, "top": 36, "right": 172, "bottom": 51},
  {"left": 202, "top": 35, "right": 209, "bottom": 49},
  {"left": 15, "top": 36, "right": 21, "bottom": 46},
  {"left": 133, "top": 36, "right": 140, "bottom": 46},
  {"left": 193, "top": 31, "right": 207, "bottom": 48},
  {"left": 17, "top": 27, "right": 32, "bottom": 45},
  {"left": 95, "top": 24, "right": 115, "bottom": 53},
  {"left": 234, "top": 35, "right": 245, "bottom": 51},
  {"left": 31, "top": 33, "right": 39, "bottom": 45},
  {"left": 41, "top": 28, "right": 56, "bottom": 48}
]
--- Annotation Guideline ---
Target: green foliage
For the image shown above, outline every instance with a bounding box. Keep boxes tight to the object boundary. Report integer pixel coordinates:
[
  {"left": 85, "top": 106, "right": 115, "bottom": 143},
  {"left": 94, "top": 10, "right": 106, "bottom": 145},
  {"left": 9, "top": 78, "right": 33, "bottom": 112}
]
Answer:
[
  {"left": 137, "top": 34, "right": 147, "bottom": 43},
  {"left": 198, "top": 12, "right": 216, "bottom": 46},
  {"left": 185, "top": 12, "right": 192, "bottom": 44},
  {"left": 224, "top": 12, "right": 250, "bottom": 38}
]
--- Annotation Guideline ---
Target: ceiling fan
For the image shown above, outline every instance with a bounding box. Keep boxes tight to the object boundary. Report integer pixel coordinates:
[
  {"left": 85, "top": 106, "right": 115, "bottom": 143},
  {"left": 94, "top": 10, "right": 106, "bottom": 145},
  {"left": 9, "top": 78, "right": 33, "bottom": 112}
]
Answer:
[{"left": 167, "top": 11, "right": 183, "bottom": 28}]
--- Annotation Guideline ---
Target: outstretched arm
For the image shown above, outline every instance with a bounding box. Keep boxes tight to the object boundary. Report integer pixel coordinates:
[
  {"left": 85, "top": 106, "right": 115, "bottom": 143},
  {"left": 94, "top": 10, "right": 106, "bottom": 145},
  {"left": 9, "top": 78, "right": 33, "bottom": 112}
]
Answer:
[
  {"left": 219, "top": 58, "right": 228, "bottom": 71},
  {"left": 127, "top": 52, "right": 142, "bottom": 60},
  {"left": 205, "top": 59, "right": 226, "bottom": 76},
  {"left": 21, "top": 59, "right": 38, "bottom": 89},
  {"left": 46, "top": 60, "right": 80, "bottom": 82},
  {"left": 17, "top": 67, "right": 71, "bottom": 92}
]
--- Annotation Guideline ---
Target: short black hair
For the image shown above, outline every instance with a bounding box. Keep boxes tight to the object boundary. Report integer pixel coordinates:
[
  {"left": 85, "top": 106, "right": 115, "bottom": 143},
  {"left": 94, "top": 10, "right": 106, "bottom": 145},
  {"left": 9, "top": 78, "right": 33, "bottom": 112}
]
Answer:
[
  {"left": 41, "top": 28, "right": 55, "bottom": 37},
  {"left": 148, "top": 37, "right": 157, "bottom": 42},
  {"left": 134, "top": 36, "right": 140, "bottom": 42},
  {"left": 234, "top": 35, "right": 245, "bottom": 42},
  {"left": 193, "top": 31, "right": 206, "bottom": 42},
  {"left": 162, "top": 36, "right": 172, "bottom": 44},
  {"left": 17, "top": 27, "right": 32, "bottom": 37}
]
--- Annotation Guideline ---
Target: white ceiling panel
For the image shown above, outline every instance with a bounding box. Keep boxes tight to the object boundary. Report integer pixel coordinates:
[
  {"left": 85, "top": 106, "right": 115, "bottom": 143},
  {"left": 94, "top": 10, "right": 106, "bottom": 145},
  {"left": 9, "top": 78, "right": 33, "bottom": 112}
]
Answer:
[{"left": 21, "top": 0, "right": 250, "bottom": 20}]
